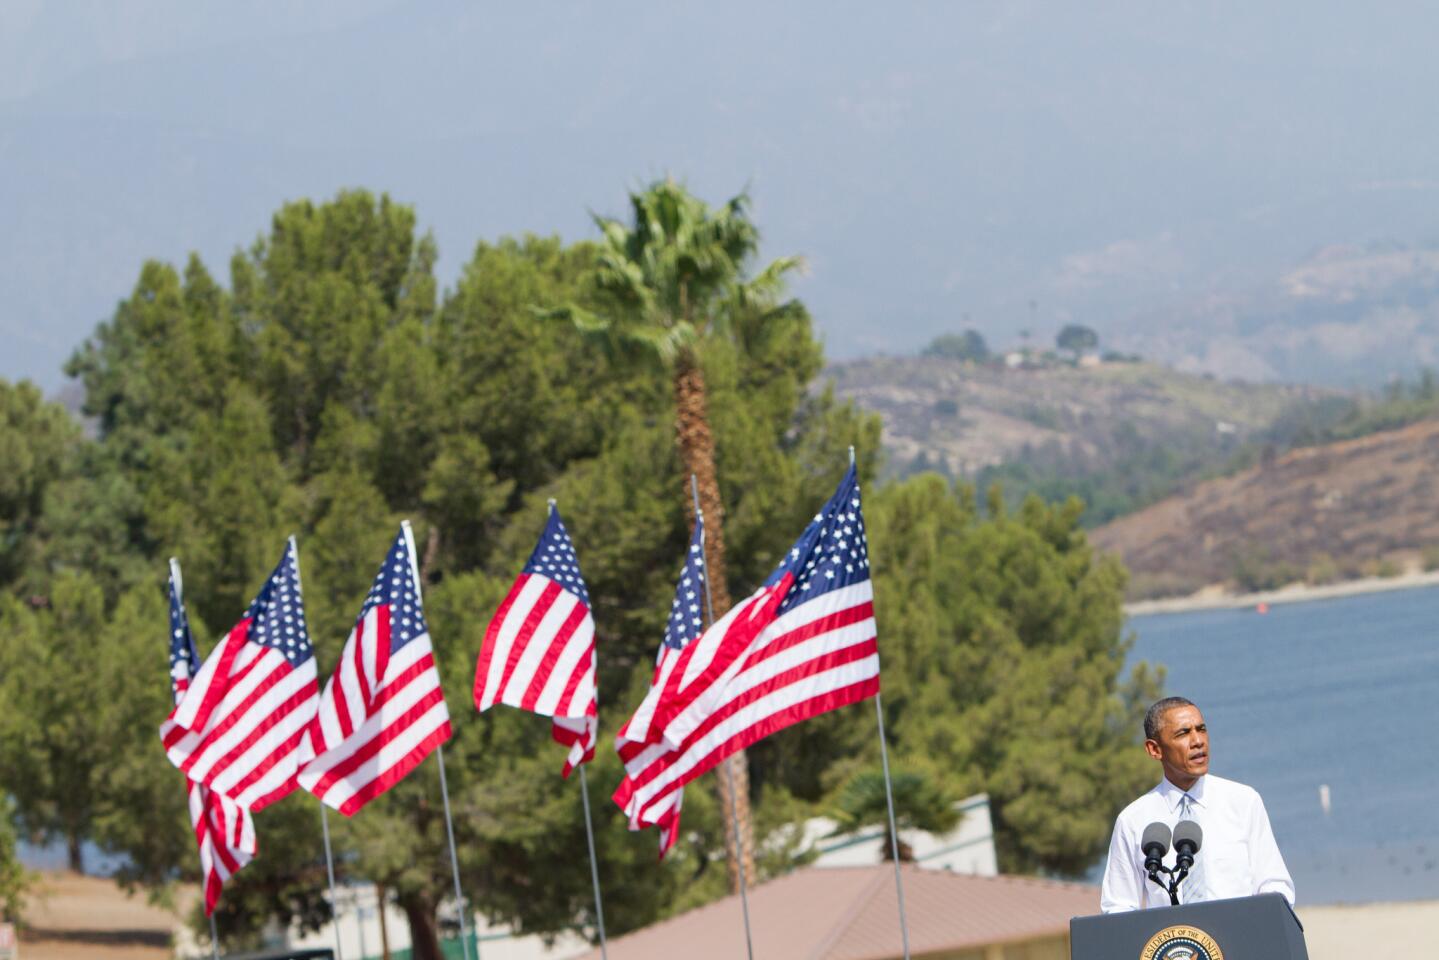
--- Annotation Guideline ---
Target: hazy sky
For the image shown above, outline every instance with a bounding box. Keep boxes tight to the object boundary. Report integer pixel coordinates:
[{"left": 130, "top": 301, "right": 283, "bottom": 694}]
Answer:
[{"left": 4, "top": 1, "right": 1439, "bottom": 388}]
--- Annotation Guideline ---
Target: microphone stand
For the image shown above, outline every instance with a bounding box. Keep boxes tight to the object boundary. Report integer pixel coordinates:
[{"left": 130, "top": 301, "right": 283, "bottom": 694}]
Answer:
[{"left": 1145, "top": 864, "right": 1191, "bottom": 906}]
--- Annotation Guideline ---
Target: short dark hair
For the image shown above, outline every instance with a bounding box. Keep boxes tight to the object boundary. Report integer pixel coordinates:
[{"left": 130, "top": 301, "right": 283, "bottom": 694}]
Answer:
[{"left": 1144, "top": 696, "right": 1197, "bottom": 741}]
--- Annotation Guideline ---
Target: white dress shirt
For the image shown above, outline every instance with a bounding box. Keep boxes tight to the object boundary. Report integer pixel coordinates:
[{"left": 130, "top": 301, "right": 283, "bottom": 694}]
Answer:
[{"left": 1100, "top": 773, "right": 1294, "bottom": 912}]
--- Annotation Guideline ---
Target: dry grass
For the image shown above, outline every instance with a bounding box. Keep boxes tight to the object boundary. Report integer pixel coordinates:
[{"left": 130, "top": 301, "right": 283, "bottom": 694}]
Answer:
[{"left": 17, "top": 871, "right": 191, "bottom": 960}]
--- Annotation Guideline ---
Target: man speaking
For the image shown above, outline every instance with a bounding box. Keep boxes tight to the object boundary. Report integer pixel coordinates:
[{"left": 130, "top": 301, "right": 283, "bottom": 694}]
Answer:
[{"left": 1100, "top": 696, "right": 1294, "bottom": 912}]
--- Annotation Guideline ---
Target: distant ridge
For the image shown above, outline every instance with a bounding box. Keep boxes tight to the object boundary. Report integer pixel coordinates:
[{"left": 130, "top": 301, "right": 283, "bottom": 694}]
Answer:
[
  {"left": 1092, "top": 418, "right": 1439, "bottom": 599},
  {"left": 824, "top": 355, "right": 1333, "bottom": 479}
]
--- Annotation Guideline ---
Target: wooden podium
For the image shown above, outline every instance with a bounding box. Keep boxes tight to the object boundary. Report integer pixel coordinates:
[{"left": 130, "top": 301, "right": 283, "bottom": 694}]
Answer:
[{"left": 1070, "top": 893, "right": 1308, "bottom": 959}]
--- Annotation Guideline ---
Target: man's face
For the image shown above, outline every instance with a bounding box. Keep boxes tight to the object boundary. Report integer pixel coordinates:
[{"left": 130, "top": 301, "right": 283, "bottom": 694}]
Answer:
[{"left": 1144, "top": 704, "right": 1210, "bottom": 785}]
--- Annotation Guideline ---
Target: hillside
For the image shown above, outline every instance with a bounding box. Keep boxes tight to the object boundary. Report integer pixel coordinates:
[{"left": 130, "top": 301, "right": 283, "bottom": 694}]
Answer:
[
  {"left": 823, "top": 356, "right": 1336, "bottom": 479},
  {"left": 1091, "top": 419, "right": 1439, "bottom": 599}
]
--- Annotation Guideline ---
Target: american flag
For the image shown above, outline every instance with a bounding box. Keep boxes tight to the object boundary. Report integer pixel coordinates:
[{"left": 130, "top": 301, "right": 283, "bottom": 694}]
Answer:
[
  {"left": 620, "top": 465, "right": 880, "bottom": 830},
  {"left": 168, "top": 560, "right": 254, "bottom": 916},
  {"left": 298, "top": 523, "right": 453, "bottom": 815},
  {"left": 614, "top": 516, "right": 708, "bottom": 857},
  {"left": 474, "top": 503, "right": 597, "bottom": 777},
  {"left": 161, "top": 539, "right": 320, "bottom": 812}
]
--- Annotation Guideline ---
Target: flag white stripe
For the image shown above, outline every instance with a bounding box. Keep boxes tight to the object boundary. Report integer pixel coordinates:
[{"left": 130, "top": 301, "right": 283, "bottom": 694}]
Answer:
[
  {"left": 480, "top": 575, "right": 548, "bottom": 709},
  {"left": 299, "top": 637, "right": 440, "bottom": 786},
  {"left": 173, "top": 650, "right": 296, "bottom": 781},
  {"left": 363, "top": 606, "right": 382, "bottom": 687},
  {"left": 722, "top": 619, "right": 876, "bottom": 707},
  {"left": 202, "top": 660, "right": 318, "bottom": 795},
  {"left": 170, "top": 634, "right": 231, "bottom": 729},
  {"left": 177, "top": 654, "right": 313, "bottom": 784},
  {"left": 500, "top": 590, "right": 578, "bottom": 705},
  {"left": 533, "top": 615, "right": 592, "bottom": 715},
  {"left": 676, "top": 586, "right": 765, "bottom": 690},
  {"left": 632, "top": 652, "right": 879, "bottom": 822},
  {"left": 620, "top": 645, "right": 683, "bottom": 746},
  {"left": 660, "top": 582, "right": 871, "bottom": 748},
  {"left": 233, "top": 640, "right": 265, "bottom": 673},
  {"left": 336, "top": 632, "right": 368, "bottom": 732},
  {"left": 315, "top": 700, "right": 450, "bottom": 810}
]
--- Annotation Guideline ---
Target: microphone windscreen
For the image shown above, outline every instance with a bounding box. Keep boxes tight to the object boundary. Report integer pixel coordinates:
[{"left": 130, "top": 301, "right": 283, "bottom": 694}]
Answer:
[
  {"left": 1141, "top": 821, "right": 1171, "bottom": 854},
  {"left": 1173, "top": 819, "right": 1203, "bottom": 852}
]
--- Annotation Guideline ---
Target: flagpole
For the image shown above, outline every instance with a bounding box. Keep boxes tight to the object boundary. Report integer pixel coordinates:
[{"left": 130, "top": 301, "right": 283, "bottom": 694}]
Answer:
[
  {"left": 320, "top": 803, "right": 346, "bottom": 960},
  {"left": 355, "top": 887, "right": 369, "bottom": 960},
  {"left": 172, "top": 558, "right": 222, "bottom": 960},
  {"left": 849, "top": 446, "right": 911, "bottom": 960},
  {"left": 403, "top": 521, "right": 480, "bottom": 960},
  {"left": 577, "top": 766, "right": 609, "bottom": 960},
  {"left": 436, "top": 745, "right": 477, "bottom": 960},
  {"left": 292, "top": 536, "right": 346, "bottom": 960},
  {"left": 690, "top": 475, "right": 755, "bottom": 960},
  {"left": 874, "top": 694, "right": 911, "bottom": 960}
]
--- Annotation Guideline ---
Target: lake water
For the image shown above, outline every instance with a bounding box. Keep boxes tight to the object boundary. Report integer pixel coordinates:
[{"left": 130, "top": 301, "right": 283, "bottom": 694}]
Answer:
[{"left": 1124, "top": 584, "right": 1439, "bottom": 905}]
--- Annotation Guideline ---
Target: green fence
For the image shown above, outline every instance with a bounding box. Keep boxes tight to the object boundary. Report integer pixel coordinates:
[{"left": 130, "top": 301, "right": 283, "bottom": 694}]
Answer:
[{"left": 362, "top": 932, "right": 477, "bottom": 960}]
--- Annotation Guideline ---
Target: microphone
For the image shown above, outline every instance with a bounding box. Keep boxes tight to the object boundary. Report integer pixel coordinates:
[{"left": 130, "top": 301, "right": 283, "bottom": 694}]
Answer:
[
  {"left": 1140, "top": 822, "right": 1171, "bottom": 874},
  {"left": 1173, "top": 819, "right": 1203, "bottom": 873}
]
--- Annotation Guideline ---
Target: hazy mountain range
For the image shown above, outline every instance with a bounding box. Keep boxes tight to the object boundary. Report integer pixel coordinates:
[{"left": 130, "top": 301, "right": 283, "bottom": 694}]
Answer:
[
  {"left": 1109, "top": 242, "right": 1439, "bottom": 386},
  {"left": 6, "top": 2, "right": 1439, "bottom": 391}
]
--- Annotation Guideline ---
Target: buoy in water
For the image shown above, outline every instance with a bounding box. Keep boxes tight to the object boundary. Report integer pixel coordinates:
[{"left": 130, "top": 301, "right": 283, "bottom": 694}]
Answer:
[{"left": 1256, "top": 602, "right": 1270, "bottom": 614}]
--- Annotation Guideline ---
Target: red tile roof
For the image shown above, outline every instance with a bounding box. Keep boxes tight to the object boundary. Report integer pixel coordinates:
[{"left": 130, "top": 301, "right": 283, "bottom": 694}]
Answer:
[{"left": 567, "top": 865, "right": 1098, "bottom": 960}]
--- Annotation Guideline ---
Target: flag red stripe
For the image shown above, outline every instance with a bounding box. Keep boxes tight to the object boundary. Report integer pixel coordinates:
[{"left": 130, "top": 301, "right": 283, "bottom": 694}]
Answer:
[
  {"left": 333, "top": 620, "right": 360, "bottom": 741},
  {"left": 303, "top": 652, "right": 440, "bottom": 795},
  {"left": 741, "top": 601, "right": 875, "bottom": 674},
  {"left": 518, "top": 602, "right": 587, "bottom": 710},
  {"left": 221, "top": 715, "right": 311, "bottom": 810},
  {"left": 175, "top": 654, "right": 292, "bottom": 776},
  {"left": 337, "top": 720, "right": 453, "bottom": 816},
  {"left": 187, "top": 624, "right": 248, "bottom": 733},
  {"left": 649, "top": 581, "right": 788, "bottom": 736},
  {"left": 494, "top": 581, "right": 563, "bottom": 699},
  {"left": 637, "top": 674, "right": 879, "bottom": 824},
  {"left": 310, "top": 686, "right": 447, "bottom": 798},
  {"left": 549, "top": 642, "right": 593, "bottom": 720},
  {"left": 474, "top": 578, "right": 524, "bottom": 699},
  {"left": 627, "top": 638, "right": 878, "bottom": 797}
]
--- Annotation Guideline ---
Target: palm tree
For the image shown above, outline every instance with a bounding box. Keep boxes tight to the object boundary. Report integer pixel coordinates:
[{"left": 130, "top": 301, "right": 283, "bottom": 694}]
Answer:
[
  {"left": 831, "top": 770, "right": 962, "bottom": 862},
  {"left": 547, "top": 179, "right": 803, "bottom": 891}
]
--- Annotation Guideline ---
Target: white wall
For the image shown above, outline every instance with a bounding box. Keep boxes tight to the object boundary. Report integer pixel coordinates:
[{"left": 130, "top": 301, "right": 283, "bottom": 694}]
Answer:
[{"left": 806, "top": 793, "right": 998, "bottom": 875}]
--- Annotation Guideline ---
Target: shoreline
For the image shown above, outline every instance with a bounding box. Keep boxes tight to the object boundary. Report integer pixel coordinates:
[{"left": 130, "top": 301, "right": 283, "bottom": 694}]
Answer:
[{"left": 1123, "top": 569, "right": 1439, "bottom": 617}]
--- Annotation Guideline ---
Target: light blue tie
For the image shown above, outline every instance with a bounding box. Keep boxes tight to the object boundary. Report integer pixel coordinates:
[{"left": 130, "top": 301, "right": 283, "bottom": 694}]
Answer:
[{"left": 1179, "top": 793, "right": 1206, "bottom": 901}]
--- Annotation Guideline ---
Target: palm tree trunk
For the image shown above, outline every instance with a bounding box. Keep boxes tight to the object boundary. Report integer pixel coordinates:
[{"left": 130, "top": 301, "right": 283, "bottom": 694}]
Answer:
[{"left": 673, "top": 355, "right": 756, "bottom": 893}]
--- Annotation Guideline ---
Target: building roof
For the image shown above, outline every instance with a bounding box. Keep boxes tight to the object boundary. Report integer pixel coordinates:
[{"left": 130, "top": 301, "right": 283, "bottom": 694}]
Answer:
[{"left": 567, "top": 865, "right": 1098, "bottom": 960}]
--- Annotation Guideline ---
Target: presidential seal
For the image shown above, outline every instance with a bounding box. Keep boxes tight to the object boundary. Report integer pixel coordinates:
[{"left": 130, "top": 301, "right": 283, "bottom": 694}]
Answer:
[{"left": 1139, "top": 924, "right": 1225, "bottom": 960}]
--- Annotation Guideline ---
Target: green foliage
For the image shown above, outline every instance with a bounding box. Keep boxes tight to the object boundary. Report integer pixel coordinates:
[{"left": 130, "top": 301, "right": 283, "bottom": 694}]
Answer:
[
  {"left": 0, "top": 379, "right": 82, "bottom": 590},
  {"left": 922, "top": 330, "right": 990, "bottom": 362},
  {"left": 0, "top": 186, "right": 1154, "bottom": 951},
  {"left": 1315, "top": 368, "right": 1439, "bottom": 441},
  {"left": 855, "top": 478, "right": 1161, "bottom": 873},
  {"left": 975, "top": 425, "right": 1213, "bottom": 527},
  {"left": 539, "top": 179, "right": 805, "bottom": 371},
  {"left": 0, "top": 796, "right": 28, "bottom": 923},
  {"left": 1056, "top": 324, "right": 1099, "bottom": 358},
  {"left": 1228, "top": 544, "right": 1300, "bottom": 593},
  {"left": 830, "top": 770, "right": 959, "bottom": 861},
  {"left": 0, "top": 575, "right": 167, "bottom": 871}
]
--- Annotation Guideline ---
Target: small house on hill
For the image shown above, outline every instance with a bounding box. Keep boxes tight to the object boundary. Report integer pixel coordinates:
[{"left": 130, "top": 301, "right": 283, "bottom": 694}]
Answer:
[{"left": 565, "top": 865, "right": 1098, "bottom": 960}]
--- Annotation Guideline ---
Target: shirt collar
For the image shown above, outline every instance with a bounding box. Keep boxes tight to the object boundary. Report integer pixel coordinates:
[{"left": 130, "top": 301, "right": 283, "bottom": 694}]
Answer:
[{"left": 1157, "top": 774, "right": 1207, "bottom": 812}]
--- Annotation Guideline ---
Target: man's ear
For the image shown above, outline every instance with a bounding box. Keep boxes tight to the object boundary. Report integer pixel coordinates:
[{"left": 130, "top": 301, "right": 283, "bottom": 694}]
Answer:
[{"left": 1144, "top": 738, "right": 1163, "bottom": 762}]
